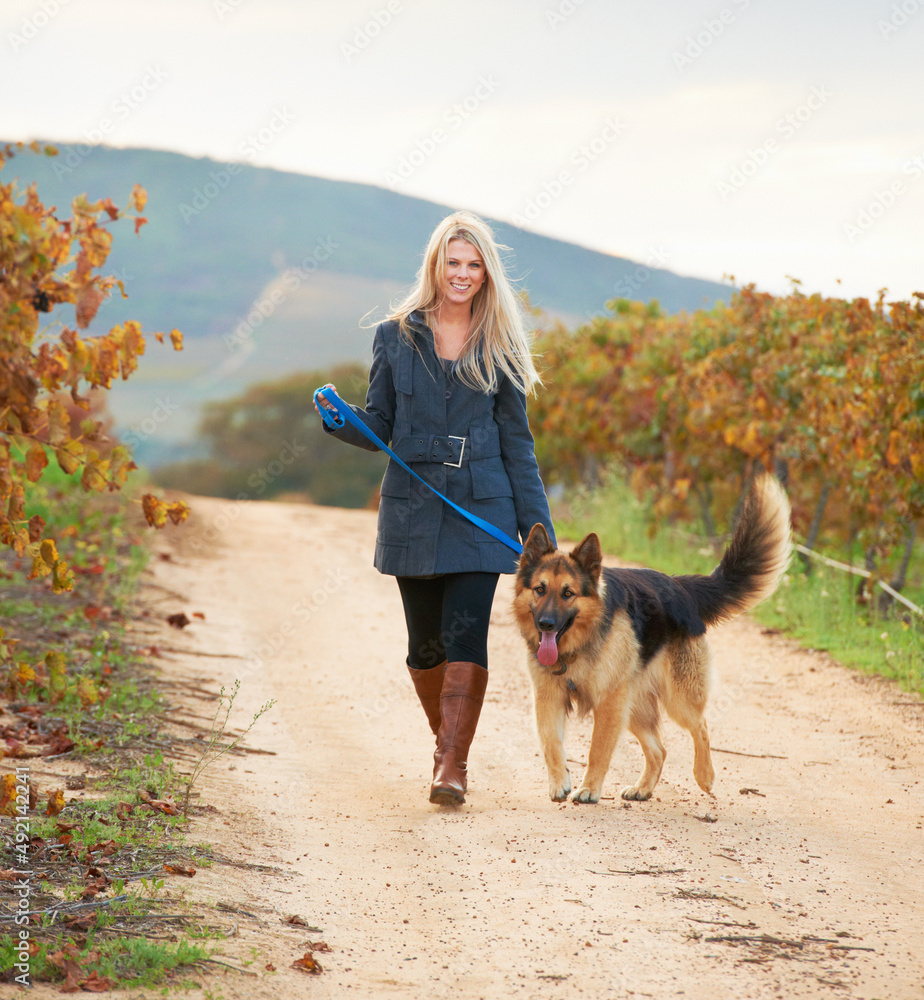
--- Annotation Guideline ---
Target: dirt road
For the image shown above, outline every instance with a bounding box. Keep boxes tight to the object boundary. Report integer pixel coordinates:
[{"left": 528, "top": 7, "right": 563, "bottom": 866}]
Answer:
[{"left": 142, "top": 495, "right": 923, "bottom": 999}]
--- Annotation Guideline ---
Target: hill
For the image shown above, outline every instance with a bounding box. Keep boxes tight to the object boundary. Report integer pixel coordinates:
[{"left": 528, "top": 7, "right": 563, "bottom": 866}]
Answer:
[{"left": 7, "top": 144, "right": 733, "bottom": 465}]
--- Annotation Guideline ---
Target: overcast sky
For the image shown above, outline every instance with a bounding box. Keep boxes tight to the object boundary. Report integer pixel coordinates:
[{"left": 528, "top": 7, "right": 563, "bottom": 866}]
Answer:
[{"left": 3, "top": 0, "right": 922, "bottom": 302}]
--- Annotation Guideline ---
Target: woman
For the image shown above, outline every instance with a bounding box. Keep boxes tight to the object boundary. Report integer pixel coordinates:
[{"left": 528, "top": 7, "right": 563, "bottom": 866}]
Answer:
[{"left": 315, "top": 211, "right": 555, "bottom": 806}]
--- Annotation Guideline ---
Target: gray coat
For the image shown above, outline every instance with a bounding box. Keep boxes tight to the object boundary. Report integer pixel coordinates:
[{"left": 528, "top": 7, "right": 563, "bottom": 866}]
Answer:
[{"left": 324, "top": 312, "right": 556, "bottom": 576}]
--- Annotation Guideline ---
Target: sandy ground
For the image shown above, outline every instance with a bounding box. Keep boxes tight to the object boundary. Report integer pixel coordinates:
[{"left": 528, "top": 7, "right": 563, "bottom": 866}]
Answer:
[{"left": 41, "top": 495, "right": 924, "bottom": 999}]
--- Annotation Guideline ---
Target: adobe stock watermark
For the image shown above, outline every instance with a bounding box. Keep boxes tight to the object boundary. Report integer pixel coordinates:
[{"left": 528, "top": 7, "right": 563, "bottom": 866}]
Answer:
[
  {"left": 385, "top": 75, "right": 499, "bottom": 189},
  {"left": 51, "top": 66, "right": 169, "bottom": 179},
  {"left": 11, "top": 765, "right": 33, "bottom": 987},
  {"left": 341, "top": 0, "right": 403, "bottom": 62},
  {"left": 672, "top": 0, "right": 752, "bottom": 72},
  {"left": 546, "top": 0, "right": 589, "bottom": 29},
  {"left": 245, "top": 569, "right": 348, "bottom": 675},
  {"left": 120, "top": 396, "right": 181, "bottom": 453},
  {"left": 178, "top": 106, "right": 296, "bottom": 223},
  {"left": 221, "top": 236, "right": 339, "bottom": 355},
  {"left": 843, "top": 148, "right": 924, "bottom": 242},
  {"left": 716, "top": 85, "right": 833, "bottom": 200},
  {"left": 8, "top": 0, "right": 73, "bottom": 52},
  {"left": 213, "top": 0, "right": 248, "bottom": 19},
  {"left": 878, "top": 0, "right": 921, "bottom": 39},
  {"left": 612, "top": 246, "right": 673, "bottom": 299},
  {"left": 511, "top": 116, "right": 627, "bottom": 227}
]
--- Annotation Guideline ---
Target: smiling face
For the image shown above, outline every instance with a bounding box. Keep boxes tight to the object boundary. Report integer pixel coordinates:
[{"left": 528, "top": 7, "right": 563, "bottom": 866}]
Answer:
[{"left": 440, "top": 237, "right": 487, "bottom": 308}]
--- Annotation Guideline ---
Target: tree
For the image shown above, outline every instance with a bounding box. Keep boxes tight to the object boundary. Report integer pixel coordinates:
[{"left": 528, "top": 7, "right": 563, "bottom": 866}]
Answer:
[{"left": 0, "top": 142, "right": 187, "bottom": 590}]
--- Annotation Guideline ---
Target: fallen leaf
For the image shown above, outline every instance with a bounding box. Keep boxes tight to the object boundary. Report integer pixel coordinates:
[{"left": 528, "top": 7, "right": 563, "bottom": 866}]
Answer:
[
  {"left": 166, "top": 612, "right": 190, "bottom": 629},
  {"left": 0, "top": 774, "right": 19, "bottom": 815},
  {"left": 163, "top": 864, "right": 196, "bottom": 877},
  {"left": 139, "top": 790, "right": 179, "bottom": 815},
  {"left": 78, "top": 970, "right": 111, "bottom": 992},
  {"left": 46, "top": 789, "right": 66, "bottom": 816},
  {"left": 292, "top": 952, "right": 322, "bottom": 975},
  {"left": 308, "top": 941, "right": 332, "bottom": 952}
]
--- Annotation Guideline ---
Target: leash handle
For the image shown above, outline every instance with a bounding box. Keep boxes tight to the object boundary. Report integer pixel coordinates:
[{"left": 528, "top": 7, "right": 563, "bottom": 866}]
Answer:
[
  {"left": 313, "top": 384, "right": 523, "bottom": 555},
  {"left": 313, "top": 386, "right": 344, "bottom": 430}
]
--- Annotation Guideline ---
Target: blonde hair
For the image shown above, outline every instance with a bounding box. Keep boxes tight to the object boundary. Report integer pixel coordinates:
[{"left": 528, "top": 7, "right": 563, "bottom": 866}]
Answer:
[{"left": 388, "top": 211, "right": 541, "bottom": 395}]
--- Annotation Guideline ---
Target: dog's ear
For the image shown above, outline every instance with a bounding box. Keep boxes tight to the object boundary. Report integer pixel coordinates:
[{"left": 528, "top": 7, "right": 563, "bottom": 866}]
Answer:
[
  {"left": 570, "top": 533, "right": 602, "bottom": 583},
  {"left": 520, "top": 523, "right": 554, "bottom": 568}
]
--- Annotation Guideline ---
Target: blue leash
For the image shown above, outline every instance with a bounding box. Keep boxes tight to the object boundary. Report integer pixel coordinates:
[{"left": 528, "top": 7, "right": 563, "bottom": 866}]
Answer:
[{"left": 313, "top": 386, "right": 523, "bottom": 555}]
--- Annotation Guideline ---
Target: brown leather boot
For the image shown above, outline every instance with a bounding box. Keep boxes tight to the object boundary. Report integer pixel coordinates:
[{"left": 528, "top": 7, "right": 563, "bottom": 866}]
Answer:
[
  {"left": 407, "top": 661, "right": 446, "bottom": 739},
  {"left": 429, "top": 661, "right": 488, "bottom": 806}
]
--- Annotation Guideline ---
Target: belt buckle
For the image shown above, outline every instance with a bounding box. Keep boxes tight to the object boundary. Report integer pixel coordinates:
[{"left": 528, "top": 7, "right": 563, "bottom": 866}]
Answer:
[{"left": 444, "top": 435, "right": 466, "bottom": 467}]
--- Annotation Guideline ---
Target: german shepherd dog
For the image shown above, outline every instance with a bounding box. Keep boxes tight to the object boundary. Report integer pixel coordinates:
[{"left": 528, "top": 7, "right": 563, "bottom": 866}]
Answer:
[{"left": 513, "top": 474, "right": 791, "bottom": 804}]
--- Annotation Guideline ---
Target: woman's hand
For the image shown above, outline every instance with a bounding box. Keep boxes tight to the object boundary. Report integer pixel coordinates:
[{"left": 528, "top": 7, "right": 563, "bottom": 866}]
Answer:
[{"left": 314, "top": 383, "right": 338, "bottom": 417}]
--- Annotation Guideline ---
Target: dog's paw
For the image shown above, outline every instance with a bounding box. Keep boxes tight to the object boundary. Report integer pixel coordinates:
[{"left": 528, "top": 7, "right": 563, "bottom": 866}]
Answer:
[
  {"left": 620, "top": 784, "right": 653, "bottom": 801},
  {"left": 549, "top": 773, "right": 571, "bottom": 801},
  {"left": 571, "top": 786, "right": 601, "bottom": 804}
]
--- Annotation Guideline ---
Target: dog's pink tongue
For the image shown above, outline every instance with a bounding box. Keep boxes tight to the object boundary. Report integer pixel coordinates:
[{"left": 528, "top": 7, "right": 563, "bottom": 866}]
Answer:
[{"left": 537, "top": 631, "right": 559, "bottom": 666}]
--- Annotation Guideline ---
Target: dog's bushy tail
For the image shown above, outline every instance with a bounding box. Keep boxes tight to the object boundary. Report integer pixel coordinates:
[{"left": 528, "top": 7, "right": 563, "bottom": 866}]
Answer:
[{"left": 678, "top": 474, "right": 792, "bottom": 627}]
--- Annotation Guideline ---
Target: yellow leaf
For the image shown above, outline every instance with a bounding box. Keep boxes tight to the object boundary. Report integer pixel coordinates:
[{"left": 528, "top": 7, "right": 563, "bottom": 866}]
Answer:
[
  {"left": 40, "top": 538, "right": 59, "bottom": 565},
  {"left": 166, "top": 500, "right": 190, "bottom": 525},
  {"left": 16, "top": 662, "right": 36, "bottom": 687},
  {"left": 0, "top": 774, "right": 18, "bottom": 817},
  {"left": 131, "top": 183, "right": 147, "bottom": 212},
  {"left": 169, "top": 328, "right": 183, "bottom": 351},
  {"left": 76, "top": 676, "right": 99, "bottom": 708},
  {"left": 80, "top": 459, "right": 108, "bottom": 493},
  {"left": 55, "top": 441, "right": 83, "bottom": 475},
  {"left": 51, "top": 559, "right": 75, "bottom": 594},
  {"left": 28, "top": 548, "right": 52, "bottom": 580},
  {"left": 142, "top": 494, "right": 167, "bottom": 528},
  {"left": 45, "top": 789, "right": 65, "bottom": 817}
]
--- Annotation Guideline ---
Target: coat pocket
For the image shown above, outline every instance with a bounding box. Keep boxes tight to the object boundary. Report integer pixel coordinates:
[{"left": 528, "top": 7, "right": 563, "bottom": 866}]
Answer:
[
  {"left": 470, "top": 459, "right": 514, "bottom": 500},
  {"left": 381, "top": 463, "right": 411, "bottom": 499}
]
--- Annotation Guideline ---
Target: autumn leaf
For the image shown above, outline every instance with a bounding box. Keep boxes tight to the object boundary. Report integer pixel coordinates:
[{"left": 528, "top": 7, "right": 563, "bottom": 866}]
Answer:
[
  {"left": 142, "top": 493, "right": 167, "bottom": 528},
  {"left": 170, "top": 328, "right": 183, "bottom": 350},
  {"left": 80, "top": 458, "right": 108, "bottom": 492},
  {"left": 163, "top": 863, "right": 196, "bottom": 877},
  {"left": 24, "top": 444, "right": 48, "bottom": 482},
  {"left": 0, "top": 774, "right": 18, "bottom": 816},
  {"left": 139, "top": 789, "right": 179, "bottom": 815},
  {"left": 52, "top": 558, "right": 75, "bottom": 594},
  {"left": 292, "top": 952, "right": 323, "bottom": 975},
  {"left": 130, "top": 183, "right": 147, "bottom": 212},
  {"left": 166, "top": 500, "right": 190, "bottom": 525},
  {"left": 78, "top": 971, "right": 112, "bottom": 993},
  {"left": 46, "top": 788, "right": 66, "bottom": 817},
  {"left": 55, "top": 439, "right": 84, "bottom": 475},
  {"left": 75, "top": 284, "right": 104, "bottom": 329},
  {"left": 27, "top": 513, "right": 45, "bottom": 541},
  {"left": 76, "top": 676, "right": 99, "bottom": 708}
]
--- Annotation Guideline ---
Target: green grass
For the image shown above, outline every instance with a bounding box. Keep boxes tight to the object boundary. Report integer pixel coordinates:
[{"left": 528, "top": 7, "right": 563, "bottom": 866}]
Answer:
[
  {"left": 0, "top": 933, "right": 214, "bottom": 990},
  {"left": 552, "top": 471, "right": 924, "bottom": 696},
  {"left": 0, "top": 459, "right": 230, "bottom": 990}
]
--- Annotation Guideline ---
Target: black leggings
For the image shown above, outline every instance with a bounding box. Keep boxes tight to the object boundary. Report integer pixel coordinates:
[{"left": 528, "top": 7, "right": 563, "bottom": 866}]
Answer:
[{"left": 396, "top": 573, "right": 500, "bottom": 670}]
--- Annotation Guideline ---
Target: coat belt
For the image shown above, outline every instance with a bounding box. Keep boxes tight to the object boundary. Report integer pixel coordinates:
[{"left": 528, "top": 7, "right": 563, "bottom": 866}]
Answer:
[{"left": 391, "top": 433, "right": 499, "bottom": 465}]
